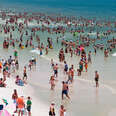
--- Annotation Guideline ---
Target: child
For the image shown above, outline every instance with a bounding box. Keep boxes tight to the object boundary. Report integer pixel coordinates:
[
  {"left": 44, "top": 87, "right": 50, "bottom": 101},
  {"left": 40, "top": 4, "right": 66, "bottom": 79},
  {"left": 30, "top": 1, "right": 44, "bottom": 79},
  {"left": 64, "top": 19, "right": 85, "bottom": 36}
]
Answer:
[{"left": 27, "top": 96, "right": 32, "bottom": 116}]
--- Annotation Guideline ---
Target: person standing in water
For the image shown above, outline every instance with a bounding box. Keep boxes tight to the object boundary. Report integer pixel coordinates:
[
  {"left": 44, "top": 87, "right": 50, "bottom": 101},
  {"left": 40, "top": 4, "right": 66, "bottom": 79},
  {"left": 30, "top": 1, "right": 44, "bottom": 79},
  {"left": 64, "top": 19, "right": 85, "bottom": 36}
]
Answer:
[
  {"left": 64, "top": 61, "right": 68, "bottom": 75},
  {"left": 95, "top": 71, "right": 99, "bottom": 87},
  {"left": 40, "top": 47, "right": 43, "bottom": 56},
  {"left": 14, "top": 50, "right": 18, "bottom": 59},
  {"left": 84, "top": 60, "right": 88, "bottom": 72},
  {"left": 45, "top": 45, "right": 48, "bottom": 55},
  {"left": 88, "top": 51, "right": 92, "bottom": 63}
]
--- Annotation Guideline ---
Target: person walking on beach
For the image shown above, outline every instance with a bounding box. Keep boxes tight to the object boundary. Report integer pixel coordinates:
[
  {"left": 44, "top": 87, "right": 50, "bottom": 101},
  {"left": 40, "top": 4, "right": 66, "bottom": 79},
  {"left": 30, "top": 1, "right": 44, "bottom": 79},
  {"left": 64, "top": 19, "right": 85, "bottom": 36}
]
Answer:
[
  {"left": 60, "top": 105, "right": 66, "bottom": 116},
  {"left": 93, "top": 46, "right": 97, "bottom": 55},
  {"left": 95, "top": 71, "right": 99, "bottom": 87},
  {"left": 15, "top": 59, "right": 19, "bottom": 70},
  {"left": 26, "top": 96, "right": 32, "bottom": 116},
  {"left": 11, "top": 60, "right": 16, "bottom": 73},
  {"left": 49, "top": 75, "right": 55, "bottom": 90},
  {"left": 49, "top": 103, "right": 55, "bottom": 116},
  {"left": 23, "top": 66, "right": 27, "bottom": 80},
  {"left": 53, "top": 64, "right": 58, "bottom": 78},
  {"left": 84, "top": 60, "right": 88, "bottom": 72},
  {"left": 12, "top": 89, "right": 18, "bottom": 113},
  {"left": 17, "top": 96, "right": 25, "bottom": 116},
  {"left": 62, "top": 81, "right": 70, "bottom": 100},
  {"left": 70, "top": 65, "right": 74, "bottom": 82}
]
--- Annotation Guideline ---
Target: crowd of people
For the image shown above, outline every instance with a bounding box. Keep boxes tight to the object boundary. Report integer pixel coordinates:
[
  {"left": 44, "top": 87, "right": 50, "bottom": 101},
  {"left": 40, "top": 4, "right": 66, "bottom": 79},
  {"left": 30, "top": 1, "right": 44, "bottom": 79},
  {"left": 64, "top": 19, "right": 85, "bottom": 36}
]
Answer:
[{"left": 0, "top": 10, "right": 115, "bottom": 116}]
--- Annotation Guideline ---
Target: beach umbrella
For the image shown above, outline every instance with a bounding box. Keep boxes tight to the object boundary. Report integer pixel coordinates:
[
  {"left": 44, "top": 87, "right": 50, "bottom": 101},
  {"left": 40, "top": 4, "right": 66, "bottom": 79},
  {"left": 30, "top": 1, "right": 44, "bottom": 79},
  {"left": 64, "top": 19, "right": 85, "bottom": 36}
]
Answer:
[{"left": 0, "top": 109, "right": 11, "bottom": 116}]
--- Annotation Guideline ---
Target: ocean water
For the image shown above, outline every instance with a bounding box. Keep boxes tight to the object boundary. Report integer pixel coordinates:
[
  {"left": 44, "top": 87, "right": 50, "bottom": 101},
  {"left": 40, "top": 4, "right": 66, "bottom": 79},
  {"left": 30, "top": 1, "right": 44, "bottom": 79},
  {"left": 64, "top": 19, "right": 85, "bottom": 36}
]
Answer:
[{"left": 0, "top": 0, "right": 116, "bottom": 17}]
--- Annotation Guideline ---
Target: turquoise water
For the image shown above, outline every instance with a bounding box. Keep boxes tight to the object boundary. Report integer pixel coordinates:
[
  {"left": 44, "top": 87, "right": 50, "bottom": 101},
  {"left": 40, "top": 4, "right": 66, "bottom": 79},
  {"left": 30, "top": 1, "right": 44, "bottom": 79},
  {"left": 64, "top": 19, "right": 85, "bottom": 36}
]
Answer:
[{"left": 0, "top": 0, "right": 116, "bottom": 17}]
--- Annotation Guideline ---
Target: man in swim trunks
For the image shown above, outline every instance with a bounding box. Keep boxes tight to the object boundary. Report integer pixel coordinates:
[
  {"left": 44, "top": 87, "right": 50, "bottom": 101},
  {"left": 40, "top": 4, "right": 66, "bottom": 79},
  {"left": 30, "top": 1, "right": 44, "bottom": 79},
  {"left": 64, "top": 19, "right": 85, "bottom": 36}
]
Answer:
[
  {"left": 62, "top": 81, "right": 70, "bottom": 100},
  {"left": 53, "top": 64, "right": 58, "bottom": 78}
]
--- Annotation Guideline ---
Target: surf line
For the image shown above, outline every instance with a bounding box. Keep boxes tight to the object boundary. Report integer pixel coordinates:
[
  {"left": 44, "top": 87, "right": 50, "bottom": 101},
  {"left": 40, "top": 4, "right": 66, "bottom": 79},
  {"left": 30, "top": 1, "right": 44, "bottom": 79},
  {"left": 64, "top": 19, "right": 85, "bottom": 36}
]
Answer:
[{"left": 30, "top": 50, "right": 116, "bottom": 95}]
